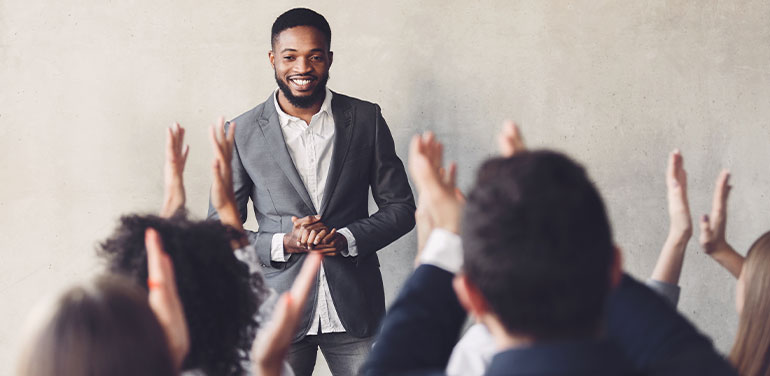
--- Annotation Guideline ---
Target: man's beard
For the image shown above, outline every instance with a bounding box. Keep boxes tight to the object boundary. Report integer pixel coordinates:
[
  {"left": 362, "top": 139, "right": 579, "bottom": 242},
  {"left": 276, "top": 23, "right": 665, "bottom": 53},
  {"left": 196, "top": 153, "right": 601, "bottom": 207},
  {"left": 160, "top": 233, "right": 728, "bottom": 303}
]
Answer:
[{"left": 275, "top": 72, "right": 330, "bottom": 109}]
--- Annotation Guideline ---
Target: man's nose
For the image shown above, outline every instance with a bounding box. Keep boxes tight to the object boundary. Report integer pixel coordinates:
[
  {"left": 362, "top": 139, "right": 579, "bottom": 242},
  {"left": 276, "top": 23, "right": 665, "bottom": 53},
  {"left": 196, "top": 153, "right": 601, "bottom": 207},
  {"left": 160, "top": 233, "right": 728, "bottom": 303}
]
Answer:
[{"left": 293, "top": 57, "right": 313, "bottom": 74}]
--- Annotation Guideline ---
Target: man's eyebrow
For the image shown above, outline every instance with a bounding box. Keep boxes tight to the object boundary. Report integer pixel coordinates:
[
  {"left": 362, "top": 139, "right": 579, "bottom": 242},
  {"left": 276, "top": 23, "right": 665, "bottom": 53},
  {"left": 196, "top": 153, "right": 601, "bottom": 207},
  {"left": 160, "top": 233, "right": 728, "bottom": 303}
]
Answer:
[{"left": 280, "top": 48, "right": 297, "bottom": 53}]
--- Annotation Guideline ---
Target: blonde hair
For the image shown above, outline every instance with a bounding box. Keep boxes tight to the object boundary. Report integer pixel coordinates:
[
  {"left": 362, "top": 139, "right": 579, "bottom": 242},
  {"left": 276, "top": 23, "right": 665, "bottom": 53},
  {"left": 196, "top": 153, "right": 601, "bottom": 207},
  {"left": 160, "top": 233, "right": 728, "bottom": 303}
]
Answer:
[{"left": 729, "top": 231, "right": 770, "bottom": 376}]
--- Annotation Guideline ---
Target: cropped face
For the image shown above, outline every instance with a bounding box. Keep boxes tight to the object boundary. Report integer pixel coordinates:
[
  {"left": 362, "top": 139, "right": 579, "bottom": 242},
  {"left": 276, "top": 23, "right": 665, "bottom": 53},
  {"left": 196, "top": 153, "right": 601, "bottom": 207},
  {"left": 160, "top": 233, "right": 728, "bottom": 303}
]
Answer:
[{"left": 269, "top": 25, "right": 332, "bottom": 108}]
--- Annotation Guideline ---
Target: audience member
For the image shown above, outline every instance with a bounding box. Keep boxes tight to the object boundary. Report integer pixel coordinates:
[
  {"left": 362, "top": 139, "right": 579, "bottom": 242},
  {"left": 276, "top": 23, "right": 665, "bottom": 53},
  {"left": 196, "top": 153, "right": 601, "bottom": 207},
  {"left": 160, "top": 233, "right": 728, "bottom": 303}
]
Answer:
[
  {"left": 17, "top": 228, "right": 188, "bottom": 376},
  {"left": 98, "top": 121, "right": 266, "bottom": 375},
  {"left": 363, "top": 125, "right": 737, "bottom": 375},
  {"left": 649, "top": 151, "right": 770, "bottom": 375}
]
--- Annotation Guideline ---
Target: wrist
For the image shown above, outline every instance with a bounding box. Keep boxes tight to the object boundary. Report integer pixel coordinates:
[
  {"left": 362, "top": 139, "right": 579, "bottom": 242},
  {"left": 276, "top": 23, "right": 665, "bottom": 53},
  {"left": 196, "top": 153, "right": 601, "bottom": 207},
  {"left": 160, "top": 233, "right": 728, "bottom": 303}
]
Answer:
[{"left": 665, "top": 228, "right": 692, "bottom": 248}]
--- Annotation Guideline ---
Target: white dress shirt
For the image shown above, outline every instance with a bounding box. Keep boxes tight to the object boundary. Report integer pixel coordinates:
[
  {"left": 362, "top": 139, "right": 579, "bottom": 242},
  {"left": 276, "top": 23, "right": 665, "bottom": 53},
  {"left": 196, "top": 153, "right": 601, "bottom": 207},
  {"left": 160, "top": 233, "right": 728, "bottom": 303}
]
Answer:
[{"left": 269, "top": 87, "right": 357, "bottom": 335}]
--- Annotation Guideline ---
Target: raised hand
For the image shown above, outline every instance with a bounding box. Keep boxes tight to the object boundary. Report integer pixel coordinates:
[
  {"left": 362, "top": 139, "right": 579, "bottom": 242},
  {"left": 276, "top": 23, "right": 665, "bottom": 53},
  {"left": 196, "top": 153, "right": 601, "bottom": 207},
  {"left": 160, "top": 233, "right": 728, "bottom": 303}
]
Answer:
[
  {"left": 498, "top": 120, "right": 526, "bottom": 157},
  {"left": 252, "top": 253, "right": 323, "bottom": 376},
  {"left": 161, "top": 123, "right": 190, "bottom": 218},
  {"left": 209, "top": 117, "right": 242, "bottom": 231},
  {"left": 651, "top": 150, "right": 693, "bottom": 284},
  {"left": 145, "top": 228, "right": 189, "bottom": 371},
  {"left": 699, "top": 169, "right": 743, "bottom": 278},
  {"left": 408, "top": 132, "right": 462, "bottom": 234}
]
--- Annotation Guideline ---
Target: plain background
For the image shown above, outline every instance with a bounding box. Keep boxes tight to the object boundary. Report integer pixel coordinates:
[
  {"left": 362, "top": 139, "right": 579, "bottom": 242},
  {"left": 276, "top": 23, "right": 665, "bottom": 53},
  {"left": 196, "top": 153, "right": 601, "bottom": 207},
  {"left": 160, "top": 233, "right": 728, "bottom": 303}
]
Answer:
[{"left": 3, "top": 1, "right": 770, "bottom": 374}]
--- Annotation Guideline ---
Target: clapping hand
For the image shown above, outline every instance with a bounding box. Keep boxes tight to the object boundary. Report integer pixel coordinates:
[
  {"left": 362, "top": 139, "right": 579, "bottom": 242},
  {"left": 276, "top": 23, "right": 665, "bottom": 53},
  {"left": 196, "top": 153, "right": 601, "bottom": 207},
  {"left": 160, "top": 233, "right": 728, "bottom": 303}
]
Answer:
[
  {"left": 145, "top": 228, "right": 190, "bottom": 371},
  {"left": 699, "top": 169, "right": 744, "bottom": 278},
  {"left": 161, "top": 123, "right": 190, "bottom": 218},
  {"left": 284, "top": 215, "right": 345, "bottom": 256},
  {"left": 209, "top": 117, "right": 243, "bottom": 232}
]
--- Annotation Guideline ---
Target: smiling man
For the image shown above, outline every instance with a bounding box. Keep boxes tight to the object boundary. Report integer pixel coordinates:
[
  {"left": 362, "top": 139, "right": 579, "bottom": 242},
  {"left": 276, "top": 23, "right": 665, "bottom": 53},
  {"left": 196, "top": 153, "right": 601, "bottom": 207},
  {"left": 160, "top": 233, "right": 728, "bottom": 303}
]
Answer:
[{"left": 207, "top": 8, "right": 415, "bottom": 376}]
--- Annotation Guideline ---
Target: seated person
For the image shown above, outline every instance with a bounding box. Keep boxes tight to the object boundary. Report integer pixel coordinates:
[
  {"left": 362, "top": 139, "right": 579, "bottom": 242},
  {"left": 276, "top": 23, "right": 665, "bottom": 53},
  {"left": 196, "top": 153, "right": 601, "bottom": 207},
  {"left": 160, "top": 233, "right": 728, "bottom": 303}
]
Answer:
[
  {"left": 363, "top": 127, "right": 736, "bottom": 375},
  {"left": 647, "top": 150, "right": 770, "bottom": 375},
  {"left": 99, "top": 121, "right": 267, "bottom": 376},
  {"left": 18, "top": 228, "right": 188, "bottom": 376}
]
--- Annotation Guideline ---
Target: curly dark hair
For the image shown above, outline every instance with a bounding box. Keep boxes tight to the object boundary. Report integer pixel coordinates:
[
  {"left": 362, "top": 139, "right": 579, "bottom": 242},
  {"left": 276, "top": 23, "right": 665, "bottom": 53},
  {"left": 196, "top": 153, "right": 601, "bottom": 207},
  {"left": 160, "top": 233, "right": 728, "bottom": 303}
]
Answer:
[{"left": 98, "top": 212, "right": 266, "bottom": 375}]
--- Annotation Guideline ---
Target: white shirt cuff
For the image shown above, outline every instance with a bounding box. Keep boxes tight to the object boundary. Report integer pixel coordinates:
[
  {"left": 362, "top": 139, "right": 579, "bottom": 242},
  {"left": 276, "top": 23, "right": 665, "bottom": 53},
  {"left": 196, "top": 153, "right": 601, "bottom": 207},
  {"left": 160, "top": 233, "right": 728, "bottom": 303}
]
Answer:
[
  {"left": 337, "top": 227, "right": 357, "bottom": 257},
  {"left": 271, "top": 233, "right": 291, "bottom": 262},
  {"left": 419, "top": 229, "right": 463, "bottom": 273}
]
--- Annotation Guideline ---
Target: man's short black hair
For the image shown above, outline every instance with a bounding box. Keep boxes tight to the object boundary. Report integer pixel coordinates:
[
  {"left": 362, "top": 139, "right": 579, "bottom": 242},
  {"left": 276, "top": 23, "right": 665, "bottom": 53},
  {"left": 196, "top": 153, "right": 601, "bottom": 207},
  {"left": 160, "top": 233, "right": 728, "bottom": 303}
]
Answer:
[
  {"left": 271, "top": 8, "right": 331, "bottom": 49},
  {"left": 461, "top": 150, "right": 615, "bottom": 340}
]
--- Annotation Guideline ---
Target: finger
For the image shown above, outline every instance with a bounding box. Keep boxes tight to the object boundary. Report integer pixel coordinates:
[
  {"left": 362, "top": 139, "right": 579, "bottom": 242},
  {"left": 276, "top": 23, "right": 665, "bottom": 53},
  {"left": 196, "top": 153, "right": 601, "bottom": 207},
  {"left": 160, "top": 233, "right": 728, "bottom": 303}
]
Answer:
[
  {"left": 226, "top": 121, "right": 236, "bottom": 145},
  {"left": 323, "top": 228, "right": 337, "bottom": 243},
  {"left": 712, "top": 170, "right": 730, "bottom": 217},
  {"left": 290, "top": 253, "right": 323, "bottom": 303},
  {"left": 454, "top": 187, "right": 466, "bottom": 204},
  {"left": 498, "top": 120, "right": 516, "bottom": 157},
  {"left": 307, "top": 230, "right": 318, "bottom": 247},
  {"left": 511, "top": 122, "right": 525, "bottom": 151},
  {"left": 216, "top": 117, "right": 226, "bottom": 145},
  {"left": 314, "top": 229, "right": 328, "bottom": 245},
  {"left": 300, "top": 228, "right": 311, "bottom": 246},
  {"left": 291, "top": 216, "right": 298, "bottom": 224},
  {"left": 446, "top": 162, "right": 457, "bottom": 188},
  {"left": 166, "top": 126, "right": 175, "bottom": 158},
  {"left": 699, "top": 214, "right": 712, "bottom": 242},
  {"left": 181, "top": 144, "right": 190, "bottom": 165}
]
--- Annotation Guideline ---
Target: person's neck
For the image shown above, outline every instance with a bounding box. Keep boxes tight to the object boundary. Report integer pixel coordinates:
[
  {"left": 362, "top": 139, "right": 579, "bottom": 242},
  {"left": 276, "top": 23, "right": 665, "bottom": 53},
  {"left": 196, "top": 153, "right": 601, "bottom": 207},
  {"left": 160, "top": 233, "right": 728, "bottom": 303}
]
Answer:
[
  {"left": 485, "top": 318, "right": 535, "bottom": 350},
  {"left": 277, "top": 90, "right": 324, "bottom": 125}
]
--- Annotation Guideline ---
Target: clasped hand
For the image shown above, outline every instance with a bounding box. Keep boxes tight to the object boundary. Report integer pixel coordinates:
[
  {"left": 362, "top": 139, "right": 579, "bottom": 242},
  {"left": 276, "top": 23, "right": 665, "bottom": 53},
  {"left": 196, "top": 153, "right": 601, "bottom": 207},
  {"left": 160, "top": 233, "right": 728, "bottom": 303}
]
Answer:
[{"left": 283, "top": 215, "right": 347, "bottom": 256}]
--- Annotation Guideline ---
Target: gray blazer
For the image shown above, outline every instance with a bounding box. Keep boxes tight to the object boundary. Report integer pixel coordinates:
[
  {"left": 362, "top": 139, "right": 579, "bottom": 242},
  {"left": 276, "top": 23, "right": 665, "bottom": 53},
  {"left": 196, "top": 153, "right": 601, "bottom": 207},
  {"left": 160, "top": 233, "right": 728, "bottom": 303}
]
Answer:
[{"left": 208, "top": 91, "right": 415, "bottom": 341}]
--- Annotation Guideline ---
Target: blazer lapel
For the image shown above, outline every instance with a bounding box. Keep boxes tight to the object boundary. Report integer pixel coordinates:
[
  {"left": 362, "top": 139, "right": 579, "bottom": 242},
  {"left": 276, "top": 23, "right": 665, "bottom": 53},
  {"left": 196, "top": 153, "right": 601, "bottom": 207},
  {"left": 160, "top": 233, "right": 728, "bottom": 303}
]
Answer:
[
  {"left": 319, "top": 92, "right": 354, "bottom": 216},
  {"left": 257, "top": 94, "right": 317, "bottom": 214}
]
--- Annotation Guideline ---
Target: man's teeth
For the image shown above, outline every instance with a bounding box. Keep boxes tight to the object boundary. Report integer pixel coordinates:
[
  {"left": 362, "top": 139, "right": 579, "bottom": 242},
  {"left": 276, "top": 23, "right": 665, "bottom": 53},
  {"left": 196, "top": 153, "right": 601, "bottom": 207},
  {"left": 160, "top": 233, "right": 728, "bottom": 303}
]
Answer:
[{"left": 292, "top": 79, "right": 311, "bottom": 85}]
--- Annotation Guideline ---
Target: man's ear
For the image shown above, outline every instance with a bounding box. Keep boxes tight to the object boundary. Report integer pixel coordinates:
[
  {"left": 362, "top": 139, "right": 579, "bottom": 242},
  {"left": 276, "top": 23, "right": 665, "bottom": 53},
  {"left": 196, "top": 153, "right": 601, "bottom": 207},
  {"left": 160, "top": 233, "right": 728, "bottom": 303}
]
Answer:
[
  {"left": 453, "top": 274, "right": 489, "bottom": 317},
  {"left": 328, "top": 50, "right": 333, "bottom": 68},
  {"left": 610, "top": 245, "right": 623, "bottom": 289},
  {"left": 269, "top": 50, "right": 275, "bottom": 69}
]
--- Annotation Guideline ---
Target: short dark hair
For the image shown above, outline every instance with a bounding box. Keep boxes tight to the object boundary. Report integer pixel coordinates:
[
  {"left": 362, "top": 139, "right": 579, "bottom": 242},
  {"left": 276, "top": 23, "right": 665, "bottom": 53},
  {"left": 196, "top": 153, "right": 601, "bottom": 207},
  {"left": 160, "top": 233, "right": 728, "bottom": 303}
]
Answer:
[
  {"left": 98, "top": 213, "right": 266, "bottom": 376},
  {"left": 271, "top": 8, "right": 331, "bottom": 49},
  {"left": 461, "top": 150, "right": 614, "bottom": 340},
  {"left": 18, "top": 276, "right": 175, "bottom": 376}
]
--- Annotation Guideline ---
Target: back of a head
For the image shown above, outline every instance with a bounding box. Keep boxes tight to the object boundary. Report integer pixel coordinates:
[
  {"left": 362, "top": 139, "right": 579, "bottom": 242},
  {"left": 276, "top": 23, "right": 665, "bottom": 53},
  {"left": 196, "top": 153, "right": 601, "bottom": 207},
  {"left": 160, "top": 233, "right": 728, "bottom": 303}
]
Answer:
[
  {"left": 462, "top": 150, "right": 615, "bottom": 340},
  {"left": 17, "top": 276, "right": 174, "bottom": 376},
  {"left": 271, "top": 8, "right": 331, "bottom": 49},
  {"left": 98, "top": 213, "right": 264, "bottom": 376},
  {"left": 730, "top": 231, "right": 770, "bottom": 376}
]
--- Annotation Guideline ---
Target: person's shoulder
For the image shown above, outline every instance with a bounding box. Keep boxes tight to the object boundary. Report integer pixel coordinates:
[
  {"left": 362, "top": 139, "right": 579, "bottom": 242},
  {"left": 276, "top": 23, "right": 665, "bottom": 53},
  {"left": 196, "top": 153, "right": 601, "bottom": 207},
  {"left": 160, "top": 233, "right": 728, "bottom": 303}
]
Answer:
[
  {"left": 230, "top": 94, "right": 274, "bottom": 128},
  {"left": 331, "top": 91, "right": 381, "bottom": 113}
]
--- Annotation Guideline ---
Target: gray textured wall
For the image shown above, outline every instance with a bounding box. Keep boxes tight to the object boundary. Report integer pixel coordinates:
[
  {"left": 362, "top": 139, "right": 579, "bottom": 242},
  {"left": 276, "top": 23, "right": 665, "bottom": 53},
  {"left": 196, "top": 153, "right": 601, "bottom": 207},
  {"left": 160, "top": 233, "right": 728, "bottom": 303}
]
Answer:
[{"left": 3, "top": 0, "right": 770, "bottom": 374}]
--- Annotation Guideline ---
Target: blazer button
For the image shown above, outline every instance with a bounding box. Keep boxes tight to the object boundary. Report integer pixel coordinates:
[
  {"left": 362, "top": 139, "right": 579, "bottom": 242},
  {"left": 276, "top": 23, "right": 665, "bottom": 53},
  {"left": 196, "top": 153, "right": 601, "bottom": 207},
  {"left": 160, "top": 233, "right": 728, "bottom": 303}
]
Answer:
[{"left": 260, "top": 263, "right": 267, "bottom": 267}]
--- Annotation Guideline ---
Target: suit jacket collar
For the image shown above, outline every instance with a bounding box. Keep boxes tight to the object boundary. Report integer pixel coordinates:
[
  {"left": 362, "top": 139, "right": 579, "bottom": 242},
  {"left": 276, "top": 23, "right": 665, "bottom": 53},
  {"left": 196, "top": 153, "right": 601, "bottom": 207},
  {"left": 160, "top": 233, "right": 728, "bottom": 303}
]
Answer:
[
  {"left": 255, "top": 90, "right": 354, "bottom": 216},
  {"left": 485, "top": 339, "right": 633, "bottom": 375},
  {"left": 257, "top": 92, "right": 316, "bottom": 213},
  {"left": 319, "top": 91, "right": 354, "bottom": 216}
]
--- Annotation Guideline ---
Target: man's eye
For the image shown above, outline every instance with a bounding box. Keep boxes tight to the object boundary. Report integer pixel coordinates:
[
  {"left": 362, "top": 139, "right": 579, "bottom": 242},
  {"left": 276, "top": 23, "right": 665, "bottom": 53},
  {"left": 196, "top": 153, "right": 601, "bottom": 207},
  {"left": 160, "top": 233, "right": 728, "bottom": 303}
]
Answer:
[
  {"left": 283, "top": 56, "right": 295, "bottom": 61},
  {"left": 310, "top": 56, "right": 322, "bottom": 61}
]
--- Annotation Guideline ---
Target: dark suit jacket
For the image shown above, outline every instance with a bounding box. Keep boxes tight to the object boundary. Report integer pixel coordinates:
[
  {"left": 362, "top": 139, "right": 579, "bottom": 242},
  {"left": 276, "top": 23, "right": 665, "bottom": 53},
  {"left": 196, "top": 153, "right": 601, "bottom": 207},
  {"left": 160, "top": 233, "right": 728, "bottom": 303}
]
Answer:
[
  {"left": 208, "top": 91, "right": 415, "bottom": 341},
  {"left": 363, "top": 265, "right": 737, "bottom": 376}
]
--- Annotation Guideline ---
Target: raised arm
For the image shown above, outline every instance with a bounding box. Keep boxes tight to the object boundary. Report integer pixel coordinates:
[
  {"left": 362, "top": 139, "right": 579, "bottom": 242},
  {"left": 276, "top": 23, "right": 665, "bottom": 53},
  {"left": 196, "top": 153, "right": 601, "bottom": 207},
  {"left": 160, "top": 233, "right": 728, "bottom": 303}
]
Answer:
[
  {"left": 651, "top": 150, "right": 693, "bottom": 285},
  {"left": 700, "top": 169, "right": 744, "bottom": 278}
]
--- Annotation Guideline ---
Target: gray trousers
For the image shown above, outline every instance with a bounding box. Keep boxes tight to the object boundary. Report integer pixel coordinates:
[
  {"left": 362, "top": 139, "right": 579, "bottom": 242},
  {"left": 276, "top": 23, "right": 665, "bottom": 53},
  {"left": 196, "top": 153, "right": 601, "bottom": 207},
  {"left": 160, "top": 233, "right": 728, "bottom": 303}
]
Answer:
[{"left": 287, "top": 332, "right": 374, "bottom": 376}]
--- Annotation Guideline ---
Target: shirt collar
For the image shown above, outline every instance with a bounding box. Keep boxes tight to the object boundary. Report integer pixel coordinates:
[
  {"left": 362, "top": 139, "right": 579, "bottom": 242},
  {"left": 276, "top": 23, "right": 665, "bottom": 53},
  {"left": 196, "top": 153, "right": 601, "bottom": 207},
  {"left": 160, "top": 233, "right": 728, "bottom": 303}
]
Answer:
[{"left": 273, "top": 87, "right": 334, "bottom": 128}]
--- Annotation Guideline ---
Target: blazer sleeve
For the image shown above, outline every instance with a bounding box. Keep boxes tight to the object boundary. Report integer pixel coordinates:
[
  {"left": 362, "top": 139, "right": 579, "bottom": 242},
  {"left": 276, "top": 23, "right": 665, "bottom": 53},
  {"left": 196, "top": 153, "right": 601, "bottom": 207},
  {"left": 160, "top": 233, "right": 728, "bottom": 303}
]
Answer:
[
  {"left": 344, "top": 104, "right": 416, "bottom": 260},
  {"left": 607, "top": 274, "right": 737, "bottom": 375},
  {"left": 207, "top": 122, "right": 275, "bottom": 266},
  {"left": 362, "top": 264, "right": 466, "bottom": 376}
]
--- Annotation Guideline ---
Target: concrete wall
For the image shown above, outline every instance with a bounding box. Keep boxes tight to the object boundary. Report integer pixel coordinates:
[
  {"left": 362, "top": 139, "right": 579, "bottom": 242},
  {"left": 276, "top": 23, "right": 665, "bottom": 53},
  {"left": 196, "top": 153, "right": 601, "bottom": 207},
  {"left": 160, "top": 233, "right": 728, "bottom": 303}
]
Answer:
[{"left": 3, "top": 0, "right": 770, "bottom": 373}]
